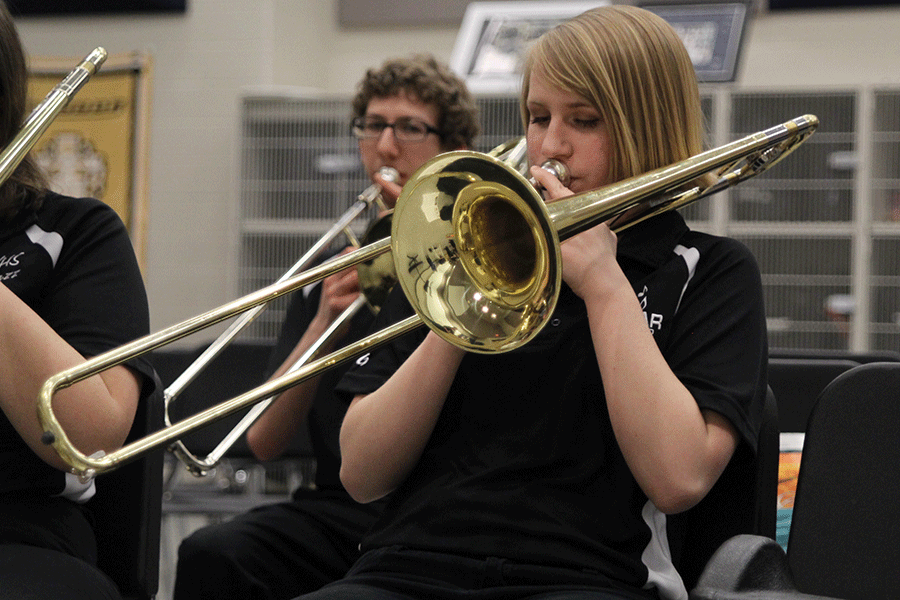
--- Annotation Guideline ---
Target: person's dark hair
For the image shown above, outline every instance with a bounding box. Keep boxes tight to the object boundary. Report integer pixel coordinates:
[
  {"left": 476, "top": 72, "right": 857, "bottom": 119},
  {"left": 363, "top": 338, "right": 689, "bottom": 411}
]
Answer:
[
  {"left": 352, "top": 54, "right": 479, "bottom": 151},
  {"left": 1, "top": 0, "right": 47, "bottom": 222}
]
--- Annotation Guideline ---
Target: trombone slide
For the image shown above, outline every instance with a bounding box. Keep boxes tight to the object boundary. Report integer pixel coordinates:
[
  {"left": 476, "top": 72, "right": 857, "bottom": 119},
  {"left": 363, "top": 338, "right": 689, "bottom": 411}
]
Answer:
[
  {"left": 171, "top": 295, "right": 368, "bottom": 475},
  {"left": 38, "top": 237, "right": 393, "bottom": 480}
]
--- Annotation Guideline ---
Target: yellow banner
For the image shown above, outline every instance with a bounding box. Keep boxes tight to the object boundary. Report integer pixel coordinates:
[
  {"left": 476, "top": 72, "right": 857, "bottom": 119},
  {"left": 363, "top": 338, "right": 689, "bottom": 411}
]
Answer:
[
  {"left": 27, "top": 52, "right": 151, "bottom": 266},
  {"left": 28, "top": 69, "right": 136, "bottom": 228}
]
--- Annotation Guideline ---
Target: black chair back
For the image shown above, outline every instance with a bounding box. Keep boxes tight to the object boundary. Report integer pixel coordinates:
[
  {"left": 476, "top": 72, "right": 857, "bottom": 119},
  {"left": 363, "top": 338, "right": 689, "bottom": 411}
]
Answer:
[
  {"left": 88, "top": 374, "right": 164, "bottom": 600},
  {"left": 768, "top": 357, "right": 858, "bottom": 432},
  {"left": 769, "top": 348, "right": 900, "bottom": 364},
  {"left": 787, "top": 362, "right": 900, "bottom": 599}
]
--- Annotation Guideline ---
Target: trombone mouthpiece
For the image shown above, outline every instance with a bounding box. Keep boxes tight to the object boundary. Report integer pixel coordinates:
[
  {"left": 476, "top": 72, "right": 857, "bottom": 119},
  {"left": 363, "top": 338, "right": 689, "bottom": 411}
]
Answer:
[
  {"left": 529, "top": 159, "right": 571, "bottom": 189},
  {"left": 359, "top": 167, "right": 400, "bottom": 205},
  {"left": 378, "top": 166, "right": 399, "bottom": 184}
]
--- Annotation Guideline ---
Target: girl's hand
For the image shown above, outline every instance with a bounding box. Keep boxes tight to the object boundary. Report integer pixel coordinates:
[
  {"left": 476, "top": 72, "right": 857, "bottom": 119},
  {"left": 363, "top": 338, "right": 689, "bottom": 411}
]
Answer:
[
  {"left": 529, "top": 166, "right": 622, "bottom": 301},
  {"left": 530, "top": 164, "right": 571, "bottom": 203},
  {"left": 560, "top": 223, "right": 620, "bottom": 301}
]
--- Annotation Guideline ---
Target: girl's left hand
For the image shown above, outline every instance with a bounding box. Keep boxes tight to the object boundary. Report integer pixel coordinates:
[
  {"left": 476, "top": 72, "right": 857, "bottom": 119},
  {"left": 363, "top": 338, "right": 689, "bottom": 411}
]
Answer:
[
  {"left": 530, "top": 164, "right": 571, "bottom": 203},
  {"left": 560, "top": 222, "right": 620, "bottom": 301},
  {"left": 529, "top": 165, "right": 621, "bottom": 301}
]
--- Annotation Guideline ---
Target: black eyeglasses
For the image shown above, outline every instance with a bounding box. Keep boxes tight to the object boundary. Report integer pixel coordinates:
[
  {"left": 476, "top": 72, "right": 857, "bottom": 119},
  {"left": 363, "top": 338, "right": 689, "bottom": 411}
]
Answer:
[{"left": 351, "top": 116, "right": 441, "bottom": 143}]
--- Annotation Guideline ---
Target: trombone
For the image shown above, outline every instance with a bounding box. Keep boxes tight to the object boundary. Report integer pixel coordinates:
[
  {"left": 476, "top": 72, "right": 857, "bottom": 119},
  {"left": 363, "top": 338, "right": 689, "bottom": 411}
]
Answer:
[
  {"left": 165, "top": 167, "right": 398, "bottom": 475},
  {"left": 38, "top": 114, "right": 819, "bottom": 482},
  {"left": 0, "top": 47, "right": 107, "bottom": 185}
]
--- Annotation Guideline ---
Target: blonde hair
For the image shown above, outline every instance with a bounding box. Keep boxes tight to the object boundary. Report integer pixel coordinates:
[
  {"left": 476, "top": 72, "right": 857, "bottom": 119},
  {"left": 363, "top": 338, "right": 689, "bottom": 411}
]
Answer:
[{"left": 520, "top": 5, "right": 706, "bottom": 184}]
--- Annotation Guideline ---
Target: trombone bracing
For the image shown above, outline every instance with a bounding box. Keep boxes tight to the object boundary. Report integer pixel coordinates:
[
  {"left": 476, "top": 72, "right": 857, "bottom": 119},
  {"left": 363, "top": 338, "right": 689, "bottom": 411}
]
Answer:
[{"left": 37, "top": 114, "right": 819, "bottom": 481}]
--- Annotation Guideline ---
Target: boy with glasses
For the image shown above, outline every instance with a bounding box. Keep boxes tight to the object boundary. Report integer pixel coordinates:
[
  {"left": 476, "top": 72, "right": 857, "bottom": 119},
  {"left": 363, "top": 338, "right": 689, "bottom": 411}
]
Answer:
[
  {"left": 173, "top": 54, "right": 479, "bottom": 600},
  {"left": 348, "top": 55, "right": 479, "bottom": 209}
]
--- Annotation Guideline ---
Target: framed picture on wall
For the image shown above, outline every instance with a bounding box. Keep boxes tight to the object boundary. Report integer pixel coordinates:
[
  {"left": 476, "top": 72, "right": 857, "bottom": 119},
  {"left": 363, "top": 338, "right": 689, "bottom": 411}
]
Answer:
[
  {"left": 450, "top": 1, "right": 610, "bottom": 95},
  {"left": 641, "top": 2, "right": 751, "bottom": 82}
]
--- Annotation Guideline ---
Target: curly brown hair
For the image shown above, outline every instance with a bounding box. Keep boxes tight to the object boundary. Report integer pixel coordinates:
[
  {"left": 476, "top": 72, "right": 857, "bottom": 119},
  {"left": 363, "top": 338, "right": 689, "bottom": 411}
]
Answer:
[
  {"left": 1, "top": 0, "right": 47, "bottom": 222},
  {"left": 352, "top": 54, "right": 479, "bottom": 151}
]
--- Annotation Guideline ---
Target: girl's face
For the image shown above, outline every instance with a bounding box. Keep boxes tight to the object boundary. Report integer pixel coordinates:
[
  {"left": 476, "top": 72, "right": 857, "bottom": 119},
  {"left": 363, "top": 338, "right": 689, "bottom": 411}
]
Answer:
[{"left": 525, "top": 69, "right": 613, "bottom": 196}]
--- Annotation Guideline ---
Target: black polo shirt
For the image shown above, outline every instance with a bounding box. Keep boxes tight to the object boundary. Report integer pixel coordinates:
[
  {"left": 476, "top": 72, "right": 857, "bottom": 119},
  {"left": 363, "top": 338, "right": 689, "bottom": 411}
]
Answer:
[
  {"left": 1, "top": 192, "right": 154, "bottom": 500},
  {"left": 336, "top": 211, "right": 767, "bottom": 599}
]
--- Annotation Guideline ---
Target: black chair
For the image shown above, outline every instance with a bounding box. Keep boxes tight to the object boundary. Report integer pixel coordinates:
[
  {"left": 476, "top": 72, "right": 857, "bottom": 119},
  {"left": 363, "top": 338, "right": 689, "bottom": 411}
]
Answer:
[
  {"left": 768, "top": 358, "right": 859, "bottom": 433},
  {"left": 769, "top": 348, "right": 900, "bottom": 364},
  {"left": 670, "top": 386, "right": 779, "bottom": 591},
  {"left": 768, "top": 356, "right": 862, "bottom": 549},
  {"left": 88, "top": 373, "right": 165, "bottom": 600},
  {"left": 690, "top": 363, "right": 900, "bottom": 600}
]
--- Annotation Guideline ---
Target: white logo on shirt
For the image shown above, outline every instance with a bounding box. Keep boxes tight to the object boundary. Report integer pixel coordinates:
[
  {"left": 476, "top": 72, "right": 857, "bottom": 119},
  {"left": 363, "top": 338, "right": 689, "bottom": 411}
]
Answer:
[
  {"left": 638, "top": 286, "right": 649, "bottom": 309},
  {"left": 0, "top": 252, "right": 23, "bottom": 267},
  {"left": 638, "top": 286, "right": 664, "bottom": 334}
]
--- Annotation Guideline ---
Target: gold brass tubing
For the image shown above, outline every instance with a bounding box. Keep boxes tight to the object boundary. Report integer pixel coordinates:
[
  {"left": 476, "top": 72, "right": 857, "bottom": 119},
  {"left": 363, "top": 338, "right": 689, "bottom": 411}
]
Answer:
[
  {"left": 164, "top": 178, "right": 397, "bottom": 475},
  {"left": 41, "top": 314, "right": 421, "bottom": 481},
  {"left": 390, "top": 115, "right": 818, "bottom": 354},
  {"left": 170, "top": 211, "right": 397, "bottom": 476}
]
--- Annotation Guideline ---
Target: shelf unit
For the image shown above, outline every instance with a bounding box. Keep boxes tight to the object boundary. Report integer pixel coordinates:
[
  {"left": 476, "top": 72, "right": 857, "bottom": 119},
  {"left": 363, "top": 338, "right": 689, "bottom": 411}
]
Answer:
[{"left": 239, "top": 87, "right": 900, "bottom": 354}]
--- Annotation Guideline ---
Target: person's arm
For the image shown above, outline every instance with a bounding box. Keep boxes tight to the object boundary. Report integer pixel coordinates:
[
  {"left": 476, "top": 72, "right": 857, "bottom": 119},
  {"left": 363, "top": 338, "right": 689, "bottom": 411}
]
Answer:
[
  {"left": 0, "top": 282, "right": 140, "bottom": 471},
  {"left": 534, "top": 167, "right": 739, "bottom": 515},
  {"left": 578, "top": 252, "right": 737, "bottom": 514},
  {"left": 339, "top": 331, "right": 465, "bottom": 503},
  {"left": 246, "top": 256, "right": 360, "bottom": 461}
]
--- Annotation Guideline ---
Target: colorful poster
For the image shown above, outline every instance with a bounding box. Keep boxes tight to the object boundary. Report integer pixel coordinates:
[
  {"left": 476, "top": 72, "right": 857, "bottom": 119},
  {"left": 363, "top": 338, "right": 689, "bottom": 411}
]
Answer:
[{"left": 778, "top": 451, "right": 802, "bottom": 509}]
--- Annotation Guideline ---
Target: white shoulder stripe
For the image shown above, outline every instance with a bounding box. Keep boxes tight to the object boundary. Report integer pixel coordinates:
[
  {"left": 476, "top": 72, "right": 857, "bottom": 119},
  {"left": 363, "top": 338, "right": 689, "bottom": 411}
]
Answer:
[
  {"left": 673, "top": 244, "right": 699, "bottom": 315},
  {"left": 57, "top": 473, "right": 97, "bottom": 503},
  {"left": 641, "top": 501, "right": 688, "bottom": 600},
  {"left": 25, "top": 224, "right": 64, "bottom": 267},
  {"left": 54, "top": 451, "right": 104, "bottom": 503}
]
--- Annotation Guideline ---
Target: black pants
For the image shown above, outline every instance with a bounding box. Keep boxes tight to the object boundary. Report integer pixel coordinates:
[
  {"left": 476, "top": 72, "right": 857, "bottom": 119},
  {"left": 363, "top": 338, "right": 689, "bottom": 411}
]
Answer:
[
  {"left": 0, "top": 497, "right": 121, "bottom": 600},
  {"left": 173, "top": 488, "right": 382, "bottom": 600},
  {"left": 296, "top": 546, "right": 660, "bottom": 600}
]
